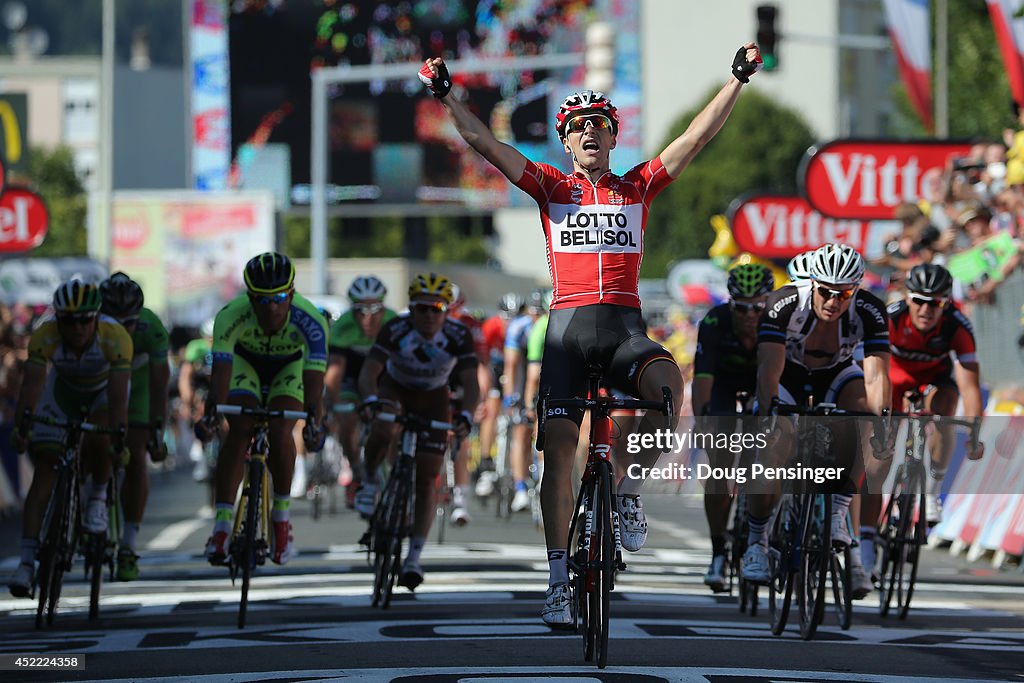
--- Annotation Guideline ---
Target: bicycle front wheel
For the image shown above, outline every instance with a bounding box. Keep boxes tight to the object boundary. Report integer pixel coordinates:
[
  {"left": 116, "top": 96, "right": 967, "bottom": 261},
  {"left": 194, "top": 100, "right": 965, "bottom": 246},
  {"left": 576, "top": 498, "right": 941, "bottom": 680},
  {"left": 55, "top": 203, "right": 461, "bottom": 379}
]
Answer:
[
  {"left": 595, "top": 462, "right": 614, "bottom": 669},
  {"left": 896, "top": 469, "right": 926, "bottom": 619},
  {"left": 238, "top": 458, "right": 264, "bottom": 629},
  {"left": 768, "top": 498, "right": 795, "bottom": 636},
  {"left": 797, "top": 493, "right": 831, "bottom": 640},
  {"left": 830, "top": 543, "right": 853, "bottom": 630}
]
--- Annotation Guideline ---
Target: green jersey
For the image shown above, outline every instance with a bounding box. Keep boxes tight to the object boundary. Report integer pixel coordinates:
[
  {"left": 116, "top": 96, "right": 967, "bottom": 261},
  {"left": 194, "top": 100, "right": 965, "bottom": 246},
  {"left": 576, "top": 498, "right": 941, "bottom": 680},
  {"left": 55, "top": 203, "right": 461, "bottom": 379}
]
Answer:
[
  {"left": 130, "top": 307, "right": 169, "bottom": 378},
  {"left": 527, "top": 314, "right": 548, "bottom": 364},
  {"left": 212, "top": 292, "right": 328, "bottom": 372}
]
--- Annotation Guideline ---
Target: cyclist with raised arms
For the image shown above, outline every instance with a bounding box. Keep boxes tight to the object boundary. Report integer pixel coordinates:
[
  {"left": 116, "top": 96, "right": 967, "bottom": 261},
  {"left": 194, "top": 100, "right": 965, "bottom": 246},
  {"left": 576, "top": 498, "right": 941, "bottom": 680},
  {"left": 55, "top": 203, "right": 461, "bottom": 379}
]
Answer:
[
  {"left": 98, "top": 272, "right": 170, "bottom": 581},
  {"left": 692, "top": 264, "right": 773, "bottom": 592},
  {"left": 7, "top": 280, "right": 133, "bottom": 597},
  {"left": 419, "top": 41, "right": 763, "bottom": 627},
  {"left": 357, "top": 273, "right": 479, "bottom": 590},
  {"left": 742, "top": 244, "right": 890, "bottom": 586},
  {"left": 325, "top": 275, "right": 396, "bottom": 509},
  {"left": 196, "top": 253, "right": 328, "bottom": 567}
]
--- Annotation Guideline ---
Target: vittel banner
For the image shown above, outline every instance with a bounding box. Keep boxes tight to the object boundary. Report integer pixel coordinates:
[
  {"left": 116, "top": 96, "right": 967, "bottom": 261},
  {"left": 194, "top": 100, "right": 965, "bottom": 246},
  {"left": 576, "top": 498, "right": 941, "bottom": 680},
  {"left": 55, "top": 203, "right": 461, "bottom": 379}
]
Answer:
[
  {"left": 728, "top": 194, "right": 871, "bottom": 259},
  {"left": 800, "top": 139, "right": 973, "bottom": 220}
]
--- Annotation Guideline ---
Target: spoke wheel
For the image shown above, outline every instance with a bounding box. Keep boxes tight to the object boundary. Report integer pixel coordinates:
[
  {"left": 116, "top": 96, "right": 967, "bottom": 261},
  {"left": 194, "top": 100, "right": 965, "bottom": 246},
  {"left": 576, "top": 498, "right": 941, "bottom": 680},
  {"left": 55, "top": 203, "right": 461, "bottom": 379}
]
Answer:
[
  {"left": 768, "top": 498, "right": 795, "bottom": 636},
  {"left": 87, "top": 534, "right": 105, "bottom": 621},
  {"left": 830, "top": 544, "right": 853, "bottom": 630},
  {"left": 595, "top": 464, "right": 613, "bottom": 669},
  {"left": 237, "top": 459, "right": 263, "bottom": 629},
  {"left": 797, "top": 494, "right": 831, "bottom": 641}
]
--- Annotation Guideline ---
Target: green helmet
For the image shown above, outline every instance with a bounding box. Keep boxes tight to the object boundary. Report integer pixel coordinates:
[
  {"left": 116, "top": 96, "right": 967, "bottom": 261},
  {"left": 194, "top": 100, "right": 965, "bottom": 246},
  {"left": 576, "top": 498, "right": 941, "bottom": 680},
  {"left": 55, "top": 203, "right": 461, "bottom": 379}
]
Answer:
[{"left": 727, "top": 264, "right": 774, "bottom": 299}]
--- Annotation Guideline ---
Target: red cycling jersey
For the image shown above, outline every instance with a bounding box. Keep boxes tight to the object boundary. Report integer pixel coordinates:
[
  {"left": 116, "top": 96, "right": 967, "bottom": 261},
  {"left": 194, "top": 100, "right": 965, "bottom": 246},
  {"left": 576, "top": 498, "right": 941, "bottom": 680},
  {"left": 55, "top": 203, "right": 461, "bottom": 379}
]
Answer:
[
  {"left": 514, "top": 157, "right": 673, "bottom": 310},
  {"left": 887, "top": 299, "right": 977, "bottom": 404},
  {"left": 452, "top": 310, "right": 488, "bottom": 362},
  {"left": 481, "top": 315, "right": 507, "bottom": 361}
]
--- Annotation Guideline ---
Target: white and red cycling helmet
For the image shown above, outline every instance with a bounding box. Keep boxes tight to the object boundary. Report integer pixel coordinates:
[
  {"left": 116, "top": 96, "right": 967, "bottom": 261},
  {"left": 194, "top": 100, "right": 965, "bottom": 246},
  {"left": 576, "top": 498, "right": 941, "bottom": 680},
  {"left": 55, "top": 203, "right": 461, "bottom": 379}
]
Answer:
[{"left": 555, "top": 90, "right": 619, "bottom": 139}]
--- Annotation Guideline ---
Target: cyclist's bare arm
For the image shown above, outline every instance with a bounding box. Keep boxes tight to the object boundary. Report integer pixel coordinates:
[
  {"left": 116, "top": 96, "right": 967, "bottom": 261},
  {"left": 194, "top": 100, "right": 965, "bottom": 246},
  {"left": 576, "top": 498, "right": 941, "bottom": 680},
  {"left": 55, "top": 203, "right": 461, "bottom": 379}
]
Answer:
[
  {"left": 756, "top": 343, "right": 785, "bottom": 415},
  {"left": 523, "top": 361, "right": 541, "bottom": 412},
  {"left": 205, "top": 359, "right": 232, "bottom": 415},
  {"left": 149, "top": 358, "right": 170, "bottom": 425},
  {"left": 430, "top": 59, "right": 528, "bottom": 183},
  {"left": 303, "top": 368, "right": 325, "bottom": 420},
  {"left": 954, "top": 360, "right": 983, "bottom": 417},
  {"left": 692, "top": 375, "right": 713, "bottom": 416},
  {"left": 458, "top": 364, "right": 481, "bottom": 418},
  {"left": 502, "top": 346, "right": 522, "bottom": 400},
  {"left": 107, "top": 368, "right": 132, "bottom": 429},
  {"left": 14, "top": 362, "right": 46, "bottom": 425},
  {"left": 324, "top": 353, "right": 347, "bottom": 405},
  {"left": 658, "top": 42, "right": 757, "bottom": 179},
  {"left": 862, "top": 352, "right": 891, "bottom": 415},
  {"left": 357, "top": 356, "right": 385, "bottom": 400},
  {"left": 177, "top": 362, "right": 194, "bottom": 409}
]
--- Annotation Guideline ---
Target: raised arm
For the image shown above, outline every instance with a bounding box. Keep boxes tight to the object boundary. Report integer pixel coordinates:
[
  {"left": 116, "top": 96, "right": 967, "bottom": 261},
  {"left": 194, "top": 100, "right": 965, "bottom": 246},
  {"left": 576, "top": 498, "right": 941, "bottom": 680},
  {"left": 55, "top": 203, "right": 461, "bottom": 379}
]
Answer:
[
  {"left": 659, "top": 43, "right": 759, "bottom": 179},
  {"left": 421, "top": 58, "right": 528, "bottom": 183}
]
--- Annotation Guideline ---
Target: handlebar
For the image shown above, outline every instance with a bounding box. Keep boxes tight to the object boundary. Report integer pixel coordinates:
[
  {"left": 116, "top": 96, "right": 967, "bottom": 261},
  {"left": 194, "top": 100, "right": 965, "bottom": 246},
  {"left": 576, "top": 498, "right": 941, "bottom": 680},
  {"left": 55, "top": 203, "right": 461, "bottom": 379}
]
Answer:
[
  {"left": 373, "top": 411, "right": 454, "bottom": 432},
  {"left": 23, "top": 412, "right": 119, "bottom": 435},
  {"left": 536, "top": 386, "right": 674, "bottom": 451},
  {"left": 332, "top": 402, "right": 357, "bottom": 414},
  {"left": 216, "top": 404, "right": 309, "bottom": 421}
]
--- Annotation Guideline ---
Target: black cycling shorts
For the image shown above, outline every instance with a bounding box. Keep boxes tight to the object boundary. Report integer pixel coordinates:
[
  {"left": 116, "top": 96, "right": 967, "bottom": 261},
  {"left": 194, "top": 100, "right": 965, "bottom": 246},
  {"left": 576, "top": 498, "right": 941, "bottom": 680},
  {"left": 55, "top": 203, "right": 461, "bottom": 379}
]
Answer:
[{"left": 540, "top": 304, "right": 675, "bottom": 425}]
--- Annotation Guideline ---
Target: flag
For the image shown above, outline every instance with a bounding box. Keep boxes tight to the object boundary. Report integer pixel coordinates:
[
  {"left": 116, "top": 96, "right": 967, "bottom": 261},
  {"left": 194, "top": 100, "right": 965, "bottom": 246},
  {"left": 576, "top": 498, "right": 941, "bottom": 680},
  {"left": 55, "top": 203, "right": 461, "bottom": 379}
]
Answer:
[
  {"left": 882, "top": 0, "right": 934, "bottom": 131},
  {"left": 987, "top": 0, "right": 1024, "bottom": 107}
]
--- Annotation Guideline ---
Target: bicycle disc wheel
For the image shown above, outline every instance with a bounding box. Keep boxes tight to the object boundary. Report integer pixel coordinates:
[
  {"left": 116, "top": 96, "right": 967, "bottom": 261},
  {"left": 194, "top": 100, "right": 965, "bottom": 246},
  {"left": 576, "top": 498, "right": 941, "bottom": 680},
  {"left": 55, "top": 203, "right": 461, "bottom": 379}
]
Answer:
[
  {"left": 238, "top": 459, "right": 263, "bottom": 629},
  {"left": 596, "top": 464, "right": 613, "bottom": 669},
  {"left": 768, "top": 499, "right": 795, "bottom": 636},
  {"left": 798, "top": 494, "right": 831, "bottom": 640},
  {"left": 830, "top": 544, "right": 853, "bottom": 630}
]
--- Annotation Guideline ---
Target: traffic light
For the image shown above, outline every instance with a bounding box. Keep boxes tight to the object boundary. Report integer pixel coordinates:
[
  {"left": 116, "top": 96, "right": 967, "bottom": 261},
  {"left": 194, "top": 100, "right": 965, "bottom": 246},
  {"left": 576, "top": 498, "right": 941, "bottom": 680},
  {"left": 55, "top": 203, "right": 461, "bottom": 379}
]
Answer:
[
  {"left": 756, "top": 4, "right": 779, "bottom": 71},
  {"left": 585, "top": 21, "right": 615, "bottom": 93}
]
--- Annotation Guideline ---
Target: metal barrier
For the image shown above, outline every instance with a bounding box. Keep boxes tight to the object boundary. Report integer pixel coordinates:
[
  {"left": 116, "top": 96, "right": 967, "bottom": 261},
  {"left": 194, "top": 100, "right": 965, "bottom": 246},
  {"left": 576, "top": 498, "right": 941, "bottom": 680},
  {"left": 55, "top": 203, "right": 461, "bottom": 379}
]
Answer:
[{"left": 971, "top": 270, "right": 1024, "bottom": 390}]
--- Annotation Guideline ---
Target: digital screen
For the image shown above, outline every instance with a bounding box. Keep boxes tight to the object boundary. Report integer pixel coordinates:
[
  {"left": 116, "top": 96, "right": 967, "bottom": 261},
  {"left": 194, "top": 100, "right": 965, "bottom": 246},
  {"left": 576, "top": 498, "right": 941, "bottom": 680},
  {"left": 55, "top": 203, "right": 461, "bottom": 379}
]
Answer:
[{"left": 228, "top": 0, "right": 640, "bottom": 208}]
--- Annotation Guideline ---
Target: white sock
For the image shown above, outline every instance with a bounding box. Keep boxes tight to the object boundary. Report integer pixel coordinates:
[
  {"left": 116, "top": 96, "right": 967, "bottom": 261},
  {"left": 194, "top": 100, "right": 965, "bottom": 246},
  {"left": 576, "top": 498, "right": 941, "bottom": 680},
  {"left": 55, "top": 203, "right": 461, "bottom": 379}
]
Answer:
[
  {"left": 121, "top": 523, "right": 140, "bottom": 550},
  {"left": 547, "top": 549, "right": 568, "bottom": 586},
  {"left": 406, "top": 536, "right": 426, "bottom": 565}
]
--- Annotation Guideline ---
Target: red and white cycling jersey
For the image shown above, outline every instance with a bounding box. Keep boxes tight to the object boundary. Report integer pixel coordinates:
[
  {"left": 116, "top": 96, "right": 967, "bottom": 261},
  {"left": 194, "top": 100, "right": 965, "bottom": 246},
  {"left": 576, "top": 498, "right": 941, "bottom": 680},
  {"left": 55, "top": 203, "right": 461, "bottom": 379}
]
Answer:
[{"left": 514, "top": 157, "right": 673, "bottom": 309}]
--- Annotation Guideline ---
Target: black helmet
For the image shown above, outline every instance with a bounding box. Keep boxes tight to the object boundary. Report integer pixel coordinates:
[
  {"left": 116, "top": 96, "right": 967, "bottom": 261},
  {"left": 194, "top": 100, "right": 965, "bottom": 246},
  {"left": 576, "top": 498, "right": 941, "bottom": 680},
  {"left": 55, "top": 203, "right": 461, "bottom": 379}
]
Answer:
[
  {"left": 244, "top": 252, "right": 294, "bottom": 294},
  {"left": 905, "top": 263, "right": 953, "bottom": 297},
  {"left": 99, "top": 272, "right": 144, "bottom": 319}
]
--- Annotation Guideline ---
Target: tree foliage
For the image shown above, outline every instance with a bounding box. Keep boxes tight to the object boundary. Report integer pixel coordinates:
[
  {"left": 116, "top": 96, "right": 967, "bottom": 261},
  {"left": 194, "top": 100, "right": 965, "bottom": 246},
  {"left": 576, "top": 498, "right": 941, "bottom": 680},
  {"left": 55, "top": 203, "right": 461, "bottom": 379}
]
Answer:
[
  {"left": 22, "top": 146, "right": 88, "bottom": 257},
  {"left": 893, "top": 0, "right": 1015, "bottom": 138},
  {"left": 641, "top": 87, "right": 816, "bottom": 277}
]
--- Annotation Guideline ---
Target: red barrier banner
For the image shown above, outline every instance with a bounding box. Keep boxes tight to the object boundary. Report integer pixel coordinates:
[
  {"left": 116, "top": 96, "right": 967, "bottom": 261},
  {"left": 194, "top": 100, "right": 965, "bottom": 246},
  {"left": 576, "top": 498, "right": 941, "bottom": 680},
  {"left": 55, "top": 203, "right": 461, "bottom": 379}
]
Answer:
[
  {"left": 728, "top": 194, "right": 871, "bottom": 259},
  {"left": 800, "top": 139, "right": 973, "bottom": 220},
  {"left": 0, "top": 187, "right": 48, "bottom": 252}
]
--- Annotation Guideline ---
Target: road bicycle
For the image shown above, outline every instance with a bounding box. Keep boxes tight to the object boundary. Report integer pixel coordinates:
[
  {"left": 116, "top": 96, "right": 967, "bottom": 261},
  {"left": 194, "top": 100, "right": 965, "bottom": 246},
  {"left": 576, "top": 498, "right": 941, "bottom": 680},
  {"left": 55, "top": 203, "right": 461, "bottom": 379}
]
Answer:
[
  {"left": 538, "top": 369, "right": 672, "bottom": 669},
  {"left": 365, "top": 409, "right": 457, "bottom": 608},
  {"left": 23, "top": 411, "right": 119, "bottom": 629},
  {"left": 764, "top": 400, "right": 872, "bottom": 640},
  {"left": 214, "top": 403, "right": 307, "bottom": 629},
  {"left": 876, "top": 392, "right": 981, "bottom": 619}
]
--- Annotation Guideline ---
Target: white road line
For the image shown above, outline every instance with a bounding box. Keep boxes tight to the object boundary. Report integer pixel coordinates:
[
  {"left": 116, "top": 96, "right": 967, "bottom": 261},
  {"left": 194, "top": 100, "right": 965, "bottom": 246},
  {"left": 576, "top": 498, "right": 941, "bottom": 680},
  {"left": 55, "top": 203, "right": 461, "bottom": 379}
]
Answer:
[{"left": 146, "top": 517, "right": 207, "bottom": 551}]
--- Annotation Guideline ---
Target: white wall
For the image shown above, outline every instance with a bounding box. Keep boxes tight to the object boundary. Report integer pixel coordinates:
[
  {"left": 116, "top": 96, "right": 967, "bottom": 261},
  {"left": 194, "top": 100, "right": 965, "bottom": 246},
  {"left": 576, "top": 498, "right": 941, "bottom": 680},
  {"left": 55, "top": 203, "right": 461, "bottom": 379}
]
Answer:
[{"left": 641, "top": 0, "right": 840, "bottom": 155}]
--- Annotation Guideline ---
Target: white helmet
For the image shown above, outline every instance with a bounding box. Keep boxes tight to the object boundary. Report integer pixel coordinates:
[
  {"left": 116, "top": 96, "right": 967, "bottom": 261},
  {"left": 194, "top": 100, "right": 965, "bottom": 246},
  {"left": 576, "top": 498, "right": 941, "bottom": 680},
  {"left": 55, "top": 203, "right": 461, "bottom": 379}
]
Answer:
[
  {"left": 347, "top": 275, "right": 387, "bottom": 302},
  {"left": 810, "top": 244, "right": 865, "bottom": 286},
  {"left": 200, "top": 318, "right": 215, "bottom": 338},
  {"left": 786, "top": 251, "right": 815, "bottom": 282}
]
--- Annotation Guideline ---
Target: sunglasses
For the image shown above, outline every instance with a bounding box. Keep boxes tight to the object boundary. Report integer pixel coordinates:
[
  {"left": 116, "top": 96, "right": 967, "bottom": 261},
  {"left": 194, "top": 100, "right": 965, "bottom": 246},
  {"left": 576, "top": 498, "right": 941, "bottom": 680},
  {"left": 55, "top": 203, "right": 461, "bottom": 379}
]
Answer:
[
  {"left": 910, "top": 295, "right": 948, "bottom": 308},
  {"left": 566, "top": 114, "right": 613, "bottom": 134},
  {"left": 412, "top": 301, "right": 448, "bottom": 314},
  {"left": 250, "top": 291, "right": 290, "bottom": 305},
  {"left": 815, "top": 283, "right": 857, "bottom": 302},
  {"left": 57, "top": 313, "right": 97, "bottom": 326},
  {"left": 731, "top": 301, "right": 766, "bottom": 314},
  {"left": 119, "top": 316, "right": 139, "bottom": 326},
  {"left": 353, "top": 303, "right": 384, "bottom": 316}
]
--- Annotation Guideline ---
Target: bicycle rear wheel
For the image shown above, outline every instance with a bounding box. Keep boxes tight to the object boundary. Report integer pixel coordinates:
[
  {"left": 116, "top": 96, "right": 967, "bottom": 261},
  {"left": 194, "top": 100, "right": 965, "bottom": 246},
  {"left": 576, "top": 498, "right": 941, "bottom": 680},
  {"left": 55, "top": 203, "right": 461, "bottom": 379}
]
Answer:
[
  {"left": 768, "top": 498, "right": 795, "bottom": 636},
  {"left": 797, "top": 493, "right": 831, "bottom": 640},
  {"left": 238, "top": 458, "right": 264, "bottom": 629}
]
